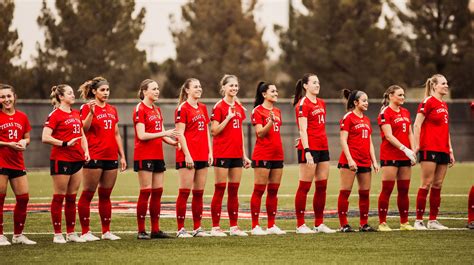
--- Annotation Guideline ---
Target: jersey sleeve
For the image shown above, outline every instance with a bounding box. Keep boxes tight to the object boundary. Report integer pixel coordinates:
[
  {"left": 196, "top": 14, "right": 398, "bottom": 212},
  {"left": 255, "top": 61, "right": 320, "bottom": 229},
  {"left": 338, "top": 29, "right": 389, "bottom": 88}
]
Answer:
[
  {"left": 44, "top": 111, "right": 58, "bottom": 129},
  {"left": 24, "top": 114, "right": 32, "bottom": 133},
  {"left": 113, "top": 106, "right": 119, "bottom": 123},
  {"left": 202, "top": 104, "right": 210, "bottom": 124},
  {"left": 251, "top": 109, "right": 263, "bottom": 126},
  {"left": 134, "top": 104, "right": 146, "bottom": 125},
  {"left": 211, "top": 103, "right": 223, "bottom": 122},
  {"left": 417, "top": 98, "right": 432, "bottom": 115},
  {"left": 175, "top": 106, "right": 187, "bottom": 124},
  {"left": 378, "top": 110, "right": 389, "bottom": 126},
  {"left": 340, "top": 115, "right": 352, "bottom": 132},
  {"left": 297, "top": 100, "right": 309, "bottom": 118},
  {"left": 80, "top": 104, "right": 90, "bottom": 120}
]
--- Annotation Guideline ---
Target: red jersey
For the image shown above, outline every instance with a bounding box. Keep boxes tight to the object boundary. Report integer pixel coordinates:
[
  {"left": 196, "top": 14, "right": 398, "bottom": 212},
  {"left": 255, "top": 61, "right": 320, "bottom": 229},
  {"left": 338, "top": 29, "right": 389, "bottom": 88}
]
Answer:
[
  {"left": 251, "top": 105, "right": 284, "bottom": 161},
  {"left": 133, "top": 102, "right": 164, "bottom": 160},
  {"left": 80, "top": 103, "right": 119, "bottom": 160},
  {"left": 338, "top": 112, "right": 372, "bottom": 167},
  {"left": 378, "top": 106, "right": 411, "bottom": 160},
  {"left": 417, "top": 96, "right": 450, "bottom": 153},
  {"left": 0, "top": 110, "right": 31, "bottom": 170},
  {"left": 175, "top": 102, "right": 210, "bottom": 162},
  {"left": 295, "top": 97, "right": 328, "bottom": 150},
  {"left": 211, "top": 99, "right": 246, "bottom": 158},
  {"left": 44, "top": 108, "right": 85, "bottom": 162}
]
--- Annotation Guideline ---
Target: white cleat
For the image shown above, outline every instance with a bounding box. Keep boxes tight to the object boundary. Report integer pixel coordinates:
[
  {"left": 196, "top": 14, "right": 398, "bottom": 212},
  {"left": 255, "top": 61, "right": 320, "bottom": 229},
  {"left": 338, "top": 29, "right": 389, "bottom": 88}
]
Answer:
[
  {"left": 427, "top": 220, "right": 449, "bottom": 230},
  {"left": 251, "top": 225, "right": 267, "bottom": 236},
  {"left": 296, "top": 224, "right": 316, "bottom": 234},
  {"left": 192, "top": 227, "right": 212, "bottom": 237},
  {"left": 102, "top": 231, "right": 121, "bottom": 240},
  {"left": 80, "top": 231, "right": 100, "bottom": 242},
  {"left": 176, "top": 228, "right": 193, "bottom": 238},
  {"left": 267, "top": 225, "right": 287, "bottom": 235},
  {"left": 0, "top": 235, "right": 11, "bottom": 246},
  {"left": 210, "top": 227, "right": 227, "bottom": 237},
  {"left": 53, "top": 233, "right": 67, "bottom": 244},
  {"left": 413, "top": 220, "right": 428, "bottom": 230},
  {"left": 229, "top": 226, "right": 248, "bottom": 236},
  {"left": 313, "top": 224, "right": 336, "bottom": 234},
  {"left": 12, "top": 234, "right": 37, "bottom": 245},
  {"left": 66, "top": 232, "right": 86, "bottom": 243}
]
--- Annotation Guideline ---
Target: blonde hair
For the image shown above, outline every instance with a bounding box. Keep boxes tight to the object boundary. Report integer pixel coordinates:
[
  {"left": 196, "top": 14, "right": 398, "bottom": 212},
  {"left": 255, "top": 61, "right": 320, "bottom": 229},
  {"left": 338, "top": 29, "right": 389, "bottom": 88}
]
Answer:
[
  {"left": 219, "top": 74, "right": 238, "bottom": 96},
  {"left": 381, "top": 85, "right": 404, "bottom": 110},
  {"left": 178, "top": 78, "right": 199, "bottom": 105},
  {"left": 50, "top": 84, "right": 69, "bottom": 107},
  {"left": 424, "top": 74, "right": 445, "bottom": 97},
  {"left": 138, "top": 79, "right": 156, "bottom": 100},
  {"left": 78, "top": 76, "right": 108, "bottom": 100}
]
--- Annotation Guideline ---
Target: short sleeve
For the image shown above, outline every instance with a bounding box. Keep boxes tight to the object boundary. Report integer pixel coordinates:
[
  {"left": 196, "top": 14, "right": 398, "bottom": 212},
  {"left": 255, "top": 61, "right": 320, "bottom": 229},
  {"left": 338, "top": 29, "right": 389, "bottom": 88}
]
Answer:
[
  {"left": 44, "top": 110, "right": 58, "bottom": 129},
  {"left": 211, "top": 103, "right": 223, "bottom": 122},
  {"left": 378, "top": 110, "right": 389, "bottom": 126},
  {"left": 113, "top": 106, "right": 119, "bottom": 123},
  {"left": 297, "top": 100, "right": 309, "bottom": 118},
  {"left": 175, "top": 106, "right": 187, "bottom": 124},
  {"left": 24, "top": 114, "right": 31, "bottom": 133},
  {"left": 80, "top": 104, "right": 90, "bottom": 119},
  {"left": 417, "top": 98, "right": 432, "bottom": 115},
  {"left": 202, "top": 104, "right": 210, "bottom": 124},
  {"left": 251, "top": 109, "right": 263, "bottom": 126},
  {"left": 340, "top": 115, "right": 352, "bottom": 132},
  {"left": 134, "top": 104, "right": 146, "bottom": 124}
]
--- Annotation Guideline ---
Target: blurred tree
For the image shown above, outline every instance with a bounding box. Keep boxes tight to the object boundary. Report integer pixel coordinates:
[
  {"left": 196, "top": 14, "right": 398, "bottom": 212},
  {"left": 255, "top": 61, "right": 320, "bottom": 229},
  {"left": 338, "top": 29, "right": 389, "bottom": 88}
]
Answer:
[
  {"left": 390, "top": 0, "right": 473, "bottom": 97},
  {"left": 164, "top": 0, "right": 267, "bottom": 98},
  {"left": 277, "top": 0, "right": 415, "bottom": 98},
  {"left": 0, "top": 0, "right": 22, "bottom": 85},
  {"left": 33, "top": 0, "right": 149, "bottom": 98}
]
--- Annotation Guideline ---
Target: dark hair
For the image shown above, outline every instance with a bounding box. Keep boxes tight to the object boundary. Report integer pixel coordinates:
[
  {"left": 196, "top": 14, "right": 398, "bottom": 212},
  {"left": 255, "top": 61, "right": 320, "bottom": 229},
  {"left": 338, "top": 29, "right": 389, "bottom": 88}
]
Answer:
[
  {"left": 0, "top": 84, "right": 16, "bottom": 109},
  {"left": 78, "top": 76, "right": 109, "bottom": 100},
  {"left": 342, "top": 88, "right": 366, "bottom": 111},
  {"left": 254, "top": 81, "right": 275, "bottom": 107},
  {"left": 50, "top": 84, "right": 70, "bottom": 107},
  {"left": 381, "top": 85, "right": 404, "bottom": 110},
  {"left": 138, "top": 79, "right": 157, "bottom": 100},
  {"left": 293, "top": 73, "right": 316, "bottom": 106},
  {"left": 424, "top": 74, "right": 445, "bottom": 98},
  {"left": 178, "top": 78, "right": 199, "bottom": 105}
]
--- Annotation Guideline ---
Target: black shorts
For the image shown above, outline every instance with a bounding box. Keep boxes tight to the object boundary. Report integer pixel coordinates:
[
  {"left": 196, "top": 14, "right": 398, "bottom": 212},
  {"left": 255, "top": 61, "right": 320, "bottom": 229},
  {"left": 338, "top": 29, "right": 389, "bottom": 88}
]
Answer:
[
  {"left": 251, "top": 160, "right": 284, "bottom": 169},
  {"left": 297, "top": 149, "right": 330, "bottom": 164},
  {"left": 176, "top": 161, "right": 209, "bottom": 170},
  {"left": 134, "top": 160, "right": 166, "bottom": 173},
  {"left": 50, "top": 160, "right": 84, "bottom": 175},
  {"left": 0, "top": 168, "right": 27, "bottom": 179},
  {"left": 418, "top": 151, "right": 450, "bottom": 164},
  {"left": 213, "top": 158, "right": 243, "bottom": 168},
  {"left": 380, "top": 160, "right": 412, "bottom": 168},
  {"left": 84, "top": 159, "right": 119, "bottom": 170},
  {"left": 338, "top": 163, "right": 372, "bottom": 173}
]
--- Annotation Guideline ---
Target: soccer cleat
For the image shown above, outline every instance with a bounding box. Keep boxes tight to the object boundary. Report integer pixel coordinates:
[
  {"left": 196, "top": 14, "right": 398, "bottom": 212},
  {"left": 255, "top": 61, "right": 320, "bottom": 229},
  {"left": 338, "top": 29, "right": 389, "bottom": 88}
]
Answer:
[
  {"left": 340, "top": 224, "right": 355, "bottom": 233},
  {"left": 102, "top": 231, "right": 121, "bottom": 240},
  {"left": 251, "top": 225, "right": 267, "bottom": 236},
  {"left": 192, "top": 227, "right": 212, "bottom": 237},
  {"left": 466, "top": 221, "right": 474, "bottom": 230},
  {"left": 150, "top": 231, "right": 171, "bottom": 239},
  {"left": 314, "top": 224, "right": 336, "bottom": 234},
  {"left": 267, "top": 225, "right": 287, "bottom": 235},
  {"left": 229, "top": 226, "right": 248, "bottom": 236},
  {"left": 413, "top": 220, "right": 428, "bottom": 230},
  {"left": 210, "top": 227, "right": 228, "bottom": 237},
  {"left": 400, "top": 222, "right": 416, "bottom": 231},
  {"left": 53, "top": 233, "right": 67, "bottom": 244},
  {"left": 137, "top": 231, "right": 151, "bottom": 240},
  {"left": 80, "top": 231, "right": 100, "bottom": 241},
  {"left": 296, "top": 224, "right": 315, "bottom": 234},
  {"left": 359, "top": 224, "right": 377, "bottom": 232},
  {"left": 0, "top": 235, "right": 11, "bottom": 246},
  {"left": 66, "top": 232, "right": 87, "bottom": 243},
  {"left": 427, "top": 220, "right": 448, "bottom": 230},
  {"left": 12, "top": 234, "right": 37, "bottom": 245},
  {"left": 378, "top": 222, "right": 392, "bottom": 232},
  {"left": 176, "top": 228, "right": 192, "bottom": 238}
]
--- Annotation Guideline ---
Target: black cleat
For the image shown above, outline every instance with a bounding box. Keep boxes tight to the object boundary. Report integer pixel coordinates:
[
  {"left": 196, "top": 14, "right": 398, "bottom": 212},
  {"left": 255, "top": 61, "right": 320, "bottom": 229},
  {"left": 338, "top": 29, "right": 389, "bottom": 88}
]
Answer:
[
  {"left": 137, "top": 232, "right": 151, "bottom": 240},
  {"left": 340, "top": 224, "right": 355, "bottom": 233},
  {"left": 359, "top": 224, "right": 377, "bottom": 232},
  {"left": 467, "top": 221, "right": 474, "bottom": 230},
  {"left": 151, "top": 230, "right": 172, "bottom": 239}
]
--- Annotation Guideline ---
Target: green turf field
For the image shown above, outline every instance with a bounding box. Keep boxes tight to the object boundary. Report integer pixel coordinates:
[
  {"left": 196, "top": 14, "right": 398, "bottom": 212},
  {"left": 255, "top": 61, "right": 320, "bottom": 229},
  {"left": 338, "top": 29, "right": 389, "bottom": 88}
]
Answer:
[{"left": 1, "top": 164, "right": 473, "bottom": 264}]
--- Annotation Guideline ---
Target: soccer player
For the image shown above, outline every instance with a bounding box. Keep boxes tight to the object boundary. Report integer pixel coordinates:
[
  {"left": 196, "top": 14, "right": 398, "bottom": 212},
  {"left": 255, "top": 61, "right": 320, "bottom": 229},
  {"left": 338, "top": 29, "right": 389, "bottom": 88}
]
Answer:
[
  {"left": 377, "top": 85, "right": 416, "bottom": 231},
  {"left": 175, "top": 78, "right": 212, "bottom": 238},
  {"left": 293, "top": 73, "right": 336, "bottom": 234},
  {"left": 0, "top": 84, "right": 36, "bottom": 246},
  {"left": 337, "top": 89, "right": 379, "bottom": 232},
  {"left": 413, "top": 74, "right": 455, "bottom": 230},
  {"left": 209, "top": 75, "right": 251, "bottom": 237},
  {"left": 249, "top": 81, "right": 286, "bottom": 236},
  {"left": 133, "top": 79, "right": 179, "bottom": 240},
  {"left": 77, "top": 77, "right": 126, "bottom": 241},
  {"left": 42, "top": 84, "right": 90, "bottom": 243}
]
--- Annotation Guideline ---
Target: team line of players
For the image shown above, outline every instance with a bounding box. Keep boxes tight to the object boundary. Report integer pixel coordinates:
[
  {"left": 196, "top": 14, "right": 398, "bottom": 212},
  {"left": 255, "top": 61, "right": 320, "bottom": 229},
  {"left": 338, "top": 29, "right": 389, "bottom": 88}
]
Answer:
[{"left": 0, "top": 73, "right": 472, "bottom": 245}]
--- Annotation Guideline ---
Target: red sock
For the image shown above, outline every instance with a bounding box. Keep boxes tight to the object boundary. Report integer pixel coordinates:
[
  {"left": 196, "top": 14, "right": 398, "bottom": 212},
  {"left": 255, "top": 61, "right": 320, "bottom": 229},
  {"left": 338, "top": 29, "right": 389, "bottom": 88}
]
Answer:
[
  {"left": 192, "top": 190, "right": 204, "bottom": 230},
  {"left": 78, "top": 190, "right": 95, "bottom": 234},
  {"left": 65, "top": 194, "right": 77, "bottom": 234},
  {"left": 338, "top": 190, "right": 351, "bottom": 227},
  {"left": 13, "top": 193, "right": 29, "bottom": 235},
  {"left": 176, "top": 189, "right": 190, "bottom": 230},
  {"left": 227, "top": 182, "right": 240, "bottom": 227},
  {"left": 378, "top": 180, "right": 395, "bottom": 224},
  {"left": 266, "top": 183, "right": 280, "bottom": 228},
  {"left": 416, "top": 188, "right": 429, "bottom": 220},
  {"left": 359, "top": 190, "right": 370, "bottom": 226},
  {"left": 314, "top": 180, "right": 327, "bottom": 227},
  {"left": 0, "top": 193, "right": 6, "bottom": 235},
  {"left": 211, "top": 183, "right": 226, "bottom": 227},
  {"left": 429, "top": 187, "right": 441, "bottom": 220},
  {"left": 98, "top": 187, "right": 113, "bottom": 234},
  {"left": 295, "top": 180, "right": 312, "bottom": 227},
  {"left": 51, "top": 194, "right": 65, "bottom": 234},
  {"left": 137, "top": 189, "right": 151, "bottom": 233},
  {"left": 397, "top": 180, "right": 410, "bottom": 224},
  {"left": 250, "top": 184, "right": 266, "bottom": 228},
  {"left": 468, "top": 186, "right": 474, "bottom": 223},
  {"left": 149, "top": 188, "right": 163, "bottom": 233}
]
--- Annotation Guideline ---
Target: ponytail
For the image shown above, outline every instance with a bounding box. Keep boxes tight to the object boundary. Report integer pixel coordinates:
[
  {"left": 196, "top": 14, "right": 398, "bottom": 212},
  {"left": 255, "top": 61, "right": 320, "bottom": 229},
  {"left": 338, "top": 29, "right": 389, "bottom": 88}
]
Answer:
[
  {"left": 78, "top": 76, "right": 108, "bottom": 100},
  {"left": 50, "top": 84, "right": 69, "bottom": 107},
  {"left": 292, "top": 73, "right": 317, "bottom": 106},
  {"left": 341, "top": 88, "right": 365, "bottom": 111},
  {"left": 178, "top": 78, "right": 199, "bottom": 105},
  {"left": 381, "top": 85, "right": 403, "bottom": 111},
  {"left": 424, "top": 74, "right": 444, "bottom": 98}
]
